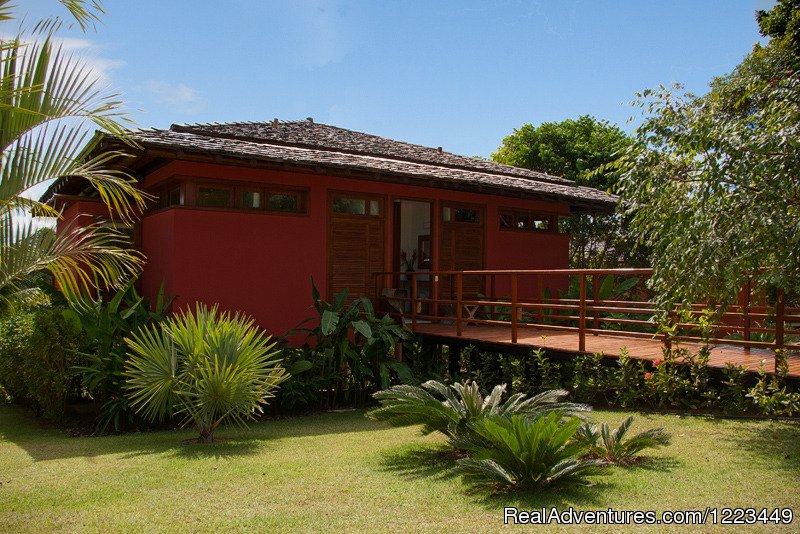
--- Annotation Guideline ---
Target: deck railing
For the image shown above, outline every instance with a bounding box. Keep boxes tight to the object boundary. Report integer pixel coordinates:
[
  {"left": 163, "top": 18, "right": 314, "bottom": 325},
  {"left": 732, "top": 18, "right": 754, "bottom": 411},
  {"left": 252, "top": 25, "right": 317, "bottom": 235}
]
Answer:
[{"left": 373, "top": 268, "right": 800, "bottom": 357}]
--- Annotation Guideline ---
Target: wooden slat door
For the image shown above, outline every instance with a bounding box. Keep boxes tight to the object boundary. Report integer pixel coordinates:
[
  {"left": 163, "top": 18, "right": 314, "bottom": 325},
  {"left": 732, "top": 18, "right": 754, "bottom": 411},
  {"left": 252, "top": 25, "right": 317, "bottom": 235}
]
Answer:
[
  {"left": 328, "top": 193, "right": 385, "bottom": 302},
  {"left": 439, "top": 203, "right": 485, "bottom": 297}
]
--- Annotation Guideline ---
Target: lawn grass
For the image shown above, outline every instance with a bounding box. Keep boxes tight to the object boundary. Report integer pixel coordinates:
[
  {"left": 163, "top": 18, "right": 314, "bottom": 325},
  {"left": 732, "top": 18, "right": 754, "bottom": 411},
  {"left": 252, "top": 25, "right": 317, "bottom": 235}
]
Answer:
[{"left": 0, "top": 404, "right": 798, "bottom": 533}]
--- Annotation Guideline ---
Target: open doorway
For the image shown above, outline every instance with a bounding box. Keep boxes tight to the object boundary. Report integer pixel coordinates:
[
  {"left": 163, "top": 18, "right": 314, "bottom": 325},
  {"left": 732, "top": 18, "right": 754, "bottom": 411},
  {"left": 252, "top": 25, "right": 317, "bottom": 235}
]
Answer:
[{"left": 392, "top": 199, "right": 432, "bottom": 313}]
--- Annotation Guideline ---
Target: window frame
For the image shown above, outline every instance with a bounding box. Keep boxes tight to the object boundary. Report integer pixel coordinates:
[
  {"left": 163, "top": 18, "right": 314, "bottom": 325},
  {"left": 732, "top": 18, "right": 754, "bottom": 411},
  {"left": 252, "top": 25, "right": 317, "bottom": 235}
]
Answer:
[
  {"left": 148, "top": 176, "right": 309, "bottom": 216},
  {"left": 498, "top": 208, "right": 558, "bottom": 233},
  {"left": 330, "top": 191, "right": 384, "bottom": 218}
]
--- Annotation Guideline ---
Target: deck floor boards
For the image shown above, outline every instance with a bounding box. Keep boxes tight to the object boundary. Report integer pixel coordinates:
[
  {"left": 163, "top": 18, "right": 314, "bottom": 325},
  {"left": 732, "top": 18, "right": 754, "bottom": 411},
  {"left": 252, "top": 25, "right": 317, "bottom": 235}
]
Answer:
[{"left": 410, "top": 323, "right": 800, "bottom": 377}]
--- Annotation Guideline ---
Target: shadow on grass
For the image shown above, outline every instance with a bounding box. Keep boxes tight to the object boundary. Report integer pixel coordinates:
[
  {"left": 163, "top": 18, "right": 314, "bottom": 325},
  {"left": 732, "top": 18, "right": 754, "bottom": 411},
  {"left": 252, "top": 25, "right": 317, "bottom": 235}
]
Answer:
[
  {"left": 379, "top": 443, "right": 615, "bottom": 509},
  {"left": 721, "top": 420, "right": 800, "bottom": 471},
  {"left": 0, "top": 404, "right": 385, "bottom": 463},
  {"left": 380, "top": 443, "right": 461, "bottom": 482}
]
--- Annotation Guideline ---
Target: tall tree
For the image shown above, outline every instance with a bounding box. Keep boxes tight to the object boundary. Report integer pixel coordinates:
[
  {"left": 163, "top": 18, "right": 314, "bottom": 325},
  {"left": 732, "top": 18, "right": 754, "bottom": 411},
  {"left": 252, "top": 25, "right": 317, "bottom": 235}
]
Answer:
[
  {"left": 492, "top": 115, "right": 643, "bottom": 268},
  {"left": 615, "top": 2, "right": 800, "bottom": 308},
  {"left": 0, "top": 0, "right": 144, "bottom": 309}
]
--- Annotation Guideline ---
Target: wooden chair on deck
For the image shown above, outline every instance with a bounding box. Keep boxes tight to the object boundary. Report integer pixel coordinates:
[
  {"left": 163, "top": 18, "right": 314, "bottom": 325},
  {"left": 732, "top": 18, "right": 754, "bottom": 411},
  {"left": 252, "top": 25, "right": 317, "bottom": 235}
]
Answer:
[{"left": 381, "top": 288, "right": 409, "bottom": 322}]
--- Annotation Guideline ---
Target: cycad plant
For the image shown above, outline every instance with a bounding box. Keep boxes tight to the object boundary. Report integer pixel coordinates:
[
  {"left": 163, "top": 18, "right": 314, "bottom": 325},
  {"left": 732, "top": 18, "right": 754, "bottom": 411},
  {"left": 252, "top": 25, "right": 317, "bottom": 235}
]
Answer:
[
  {"left": 0, "top": 0, "right": 145, "bottom": 310},
  {"left": 573, "top": 415, "right": 671, "bottom": 465},
  {"left": 453, "top": 413, "right": 605, "bottom": 492},
  {"left": 125, "top": 304, "right": 287, "bottom": 443},
  {"left": 367, "top": 379, "right": 590, "bottom": 440}
]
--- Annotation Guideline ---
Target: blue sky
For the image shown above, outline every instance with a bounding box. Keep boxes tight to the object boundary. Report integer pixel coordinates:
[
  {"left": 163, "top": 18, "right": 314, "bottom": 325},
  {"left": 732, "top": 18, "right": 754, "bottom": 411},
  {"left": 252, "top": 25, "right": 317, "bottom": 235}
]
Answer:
[{"left": 23, "top": 0, "right": 771, "bottom": 158}]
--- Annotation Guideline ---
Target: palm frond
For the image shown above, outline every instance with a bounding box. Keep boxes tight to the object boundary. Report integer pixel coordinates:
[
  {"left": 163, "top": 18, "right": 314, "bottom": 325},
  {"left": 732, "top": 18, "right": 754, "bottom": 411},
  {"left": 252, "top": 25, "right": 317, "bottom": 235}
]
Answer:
[
  {"left": 0, "top": 217, "right": 142, "bottom": 298},
  {"left": 369, "top": 379, "right": 589, "bottom": 446},
  {"left": 125, "top": 304, "right": 287, "bottom": 442},
  {"left": 453, "top": 413, "right": 601, "bottom": 493},
  {"left": 574, "top": 415, "right": 671, "bottom": 465}
]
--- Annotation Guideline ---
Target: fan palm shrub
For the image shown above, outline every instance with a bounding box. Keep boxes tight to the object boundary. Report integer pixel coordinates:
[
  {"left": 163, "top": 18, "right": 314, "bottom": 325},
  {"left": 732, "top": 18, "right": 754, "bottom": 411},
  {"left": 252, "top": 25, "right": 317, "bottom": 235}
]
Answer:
[
  {"left": 574, "top": 415, "right": 671, "bottom": 465},
  {"left": 124, "top": 304, "right": 287, "bottom": 442},
  {"left": 453, "top": 413, "right": 604, "bottom": 492},
  {"left": 0, "top": 1, "right": 146, "bottom": 311},
  {"left": 367, "top": 379, "right": 589, "bottom": 440}
]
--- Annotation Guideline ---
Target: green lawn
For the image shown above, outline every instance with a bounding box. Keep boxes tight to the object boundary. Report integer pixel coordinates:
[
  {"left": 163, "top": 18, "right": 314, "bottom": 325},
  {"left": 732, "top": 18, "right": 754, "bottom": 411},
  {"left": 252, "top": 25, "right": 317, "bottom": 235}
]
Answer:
[{"left": 0, "top": 405, "right": 798, "bottom": 533}]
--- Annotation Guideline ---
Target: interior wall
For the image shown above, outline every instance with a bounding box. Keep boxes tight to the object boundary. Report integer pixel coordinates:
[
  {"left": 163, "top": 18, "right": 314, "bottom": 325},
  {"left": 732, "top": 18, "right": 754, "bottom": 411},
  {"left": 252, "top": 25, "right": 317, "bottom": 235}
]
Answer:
[{"left": 399, "top": 200, "right": 430, "bottom": 267}]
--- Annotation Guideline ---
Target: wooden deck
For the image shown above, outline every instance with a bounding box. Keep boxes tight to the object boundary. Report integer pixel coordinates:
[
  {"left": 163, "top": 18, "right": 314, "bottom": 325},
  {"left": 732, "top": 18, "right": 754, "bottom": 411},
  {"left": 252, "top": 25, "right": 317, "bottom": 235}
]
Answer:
[{"left": 411, "top": 323, "right": 800, "bottom": 377}]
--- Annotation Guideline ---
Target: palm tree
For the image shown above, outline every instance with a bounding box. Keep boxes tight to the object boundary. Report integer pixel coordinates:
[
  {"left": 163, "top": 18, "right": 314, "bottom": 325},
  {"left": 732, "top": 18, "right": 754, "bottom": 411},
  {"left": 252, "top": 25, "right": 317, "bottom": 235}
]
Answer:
[{"left": 0, "top": 0, "right": 145, "bottom": 309}]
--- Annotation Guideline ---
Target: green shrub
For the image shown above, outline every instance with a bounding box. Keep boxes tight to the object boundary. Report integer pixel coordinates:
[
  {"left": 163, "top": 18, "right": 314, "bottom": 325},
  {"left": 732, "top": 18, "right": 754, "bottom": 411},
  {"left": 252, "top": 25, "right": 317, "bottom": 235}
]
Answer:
[
  {"left": 747, "top": 353, "right": 800, "bottom": 416},
  {"left": 574, "top": 415, "right": 671, "bottom": 465},
  {"left": 571, "top": 352, "right": 609, "bottom": 403},
  {"left": 294, "top": 280, "right": 413, "bottom": 407},
  {"left": 453, "top": 413, "right": 604, "bottom": 492},
  {"left": 719, "top": 363, "right": 749, "bottom": 414},
  {"left": 529, "top": 348, "right": 563, "bottom": 392},
  {"left": 125, "top": 304, "right": 287, "bottom": 442},
  {"left": 67, "top": 277, "right": 173, "bottom": 430},
  {"left": 367, "top": 379, "right": 589, "bottom": 442},
  {"left": 273, "top": 347, "right": 320, "bottom": 412},
  {"left": 0, "top": 305, "right": 82, "bottom": 420},
  {"left": 613, "top": 349, "right": 646, "bottom": 408}
]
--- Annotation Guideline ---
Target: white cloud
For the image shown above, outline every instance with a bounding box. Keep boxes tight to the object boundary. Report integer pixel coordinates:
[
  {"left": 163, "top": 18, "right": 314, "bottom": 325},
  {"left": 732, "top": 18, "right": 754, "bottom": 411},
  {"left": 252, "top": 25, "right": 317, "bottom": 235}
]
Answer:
[
  {"left": 0, "top": 34, "right": 125, "bottom": 84},
  {"left": 145, "top": 80, "right": 206, "bottom": 115},
  {"left": 50, "top": 37, "right": 124, "bottom": 84}
]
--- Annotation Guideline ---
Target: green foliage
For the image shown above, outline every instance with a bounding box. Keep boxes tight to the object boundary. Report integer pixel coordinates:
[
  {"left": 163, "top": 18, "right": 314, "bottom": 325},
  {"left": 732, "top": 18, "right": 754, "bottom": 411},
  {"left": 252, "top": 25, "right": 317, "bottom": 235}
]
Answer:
[
  {"left": 613, "top": 350, "right": 646, "bottom": 408},
  {"left": 615, "top": 32, "right": 800, "bottom": 307},
  {"left": 367, "top": 379, "right": 589, "bottom": 442},
  {"left": 757, "top": 0, "right": 800, "bottom": 59},
  {"left": 530, "top": 348, "right": 562, "bottom": 391},
  {"left": 575, "top": 415, "right": 671, "bottom": 465},
  {"left": 296, "top": 279, "right": 413, "bottom": 407},
  {"left": 719, "top": 363, "right": 749, "bottom": 414},
  {"left": 746, "top": 353, "right": 800, "bottom": 416},
  {"left": 124, "top": 304, "right": 287, "bottom": 442},
  {"left": 273, "top": 347, "right": 323, "bottom": 412},
  {"left": 571, "top": 352, "right": 611, "bottom": 404},
  {"left": 0, "top": 2, "right": 145, "bottom": 307},
  {"left": 0, "top": 305, "right": 82, "bottom": 419},
  {"left": 491, "top": 115, "right": 643, "bottom": 268},
  {"left": 492, "top": 115, "right": 631, "bottom": 188},
  {"left": 453, "top": 413, "right": 604, "bottom": 492},
  {"left": 67, "top": 278, "right": 173, "bottom": 430}
]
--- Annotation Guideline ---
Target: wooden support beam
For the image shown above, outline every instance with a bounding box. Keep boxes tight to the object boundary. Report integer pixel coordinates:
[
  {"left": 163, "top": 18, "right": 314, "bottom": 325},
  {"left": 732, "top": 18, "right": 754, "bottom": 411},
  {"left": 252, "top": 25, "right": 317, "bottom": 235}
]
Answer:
[
  {"left": 456, "top": 273, "right": 463, "bottom": 337},
  {"left": 511, "top": 273, "right": 518, "bottom": 344},
  {"left": 579, "top": 274, "right": 586, "bottom": 351},
  {"left": 592, "top": 275, "right": 599, "bottom": 334}
]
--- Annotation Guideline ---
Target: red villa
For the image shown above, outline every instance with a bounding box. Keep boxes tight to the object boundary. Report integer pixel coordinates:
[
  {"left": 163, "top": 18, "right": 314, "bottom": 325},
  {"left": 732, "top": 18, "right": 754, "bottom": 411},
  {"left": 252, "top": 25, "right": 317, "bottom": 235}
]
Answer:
[{"left": 43, "top": 119, "right": 616, "bottom": 335}]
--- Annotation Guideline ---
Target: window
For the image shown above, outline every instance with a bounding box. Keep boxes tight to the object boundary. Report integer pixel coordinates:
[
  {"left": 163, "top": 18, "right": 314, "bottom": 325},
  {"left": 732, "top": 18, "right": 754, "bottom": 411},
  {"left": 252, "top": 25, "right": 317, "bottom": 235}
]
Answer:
[
  {"left": 499, "top": 209, "right": 555, "bottom": 232},
  {"left": 333, "top": 197, "right": 365, "bottom": 215},
  {"left": 267, "top": 192, "right": 303, "bottom": 213},
  {"left": 443, "top": 206, "right": 480, "bottom": 223},
  {"left": 158, "top": 186, "right": 182, "bottom": 209},
  {"left": 197, "top": 186, "right": 232, "bottom": 208},
  {"left": 150, "top": 179, "right": 308, "bottom": 214},
  {"left": 239, "top": 190, "right": 261, "bottom": 209},
  {"left": 333, "top": 195, "right": 381, "bottom": 216}
]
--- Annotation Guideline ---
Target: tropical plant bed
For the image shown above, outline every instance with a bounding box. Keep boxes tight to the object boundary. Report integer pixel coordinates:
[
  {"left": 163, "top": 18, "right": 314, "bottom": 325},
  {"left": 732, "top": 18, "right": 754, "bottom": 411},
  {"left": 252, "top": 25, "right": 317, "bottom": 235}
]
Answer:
[{"left": 1, "top": 404, "right": 798, "bottom": 533}]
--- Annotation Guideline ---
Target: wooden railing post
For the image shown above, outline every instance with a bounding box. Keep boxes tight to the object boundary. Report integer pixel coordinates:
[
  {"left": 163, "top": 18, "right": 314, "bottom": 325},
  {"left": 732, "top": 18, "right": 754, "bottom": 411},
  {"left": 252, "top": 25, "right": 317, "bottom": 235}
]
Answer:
[
  {"left": 490, "top": 274, "right": 496, "bottom": 321},
  {"left": 411, "top": 274, "right": 418, "bottom": 328},
  {"left": 536, "top": 274, "right": 543, "bottom": 324},
  {"left": 776, "top": 289, "right": 785, "bottom": 353},
  {"left": 433, "top": 274, "right": 440, "bottom": 323},
  {"left": 592, "top": 274, "right": 599, "bottom": 334},
  {"left": 511, "top": 273, "right": 518, "bottom": 343},
  {"left": 743, "top": 278, "right": 751, "bottom": 352},
  {"left": 456, "top": 273, "right": 463, "bottom": 337},
  {"left": 579, "top": 273, "right": 586, "bottom": 351}
]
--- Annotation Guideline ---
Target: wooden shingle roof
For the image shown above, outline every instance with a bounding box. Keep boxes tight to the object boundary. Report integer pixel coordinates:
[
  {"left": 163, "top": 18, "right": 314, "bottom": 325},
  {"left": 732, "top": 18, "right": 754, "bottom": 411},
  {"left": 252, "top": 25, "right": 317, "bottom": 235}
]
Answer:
[{"left": 44, "top": 119, "right": 618, "bottom": 211}]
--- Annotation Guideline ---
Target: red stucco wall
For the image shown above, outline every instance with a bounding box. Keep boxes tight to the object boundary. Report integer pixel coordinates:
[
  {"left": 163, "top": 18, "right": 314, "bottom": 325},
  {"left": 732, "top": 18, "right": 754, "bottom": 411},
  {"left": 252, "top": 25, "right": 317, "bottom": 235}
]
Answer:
[{"left": 134, "top": 161, "right": 575, "bottom": 336}]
